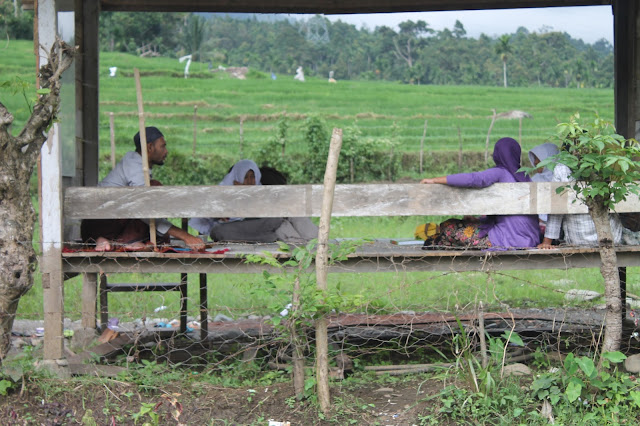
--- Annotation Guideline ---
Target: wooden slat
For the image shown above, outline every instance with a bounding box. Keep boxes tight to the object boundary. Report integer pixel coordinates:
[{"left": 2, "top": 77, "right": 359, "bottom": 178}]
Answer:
[
  {"left": 64, "top": 183, "right": 640, "bottom": 220},
  {"left": 62, "top": 243, "right": 640, "bottom": 274}
]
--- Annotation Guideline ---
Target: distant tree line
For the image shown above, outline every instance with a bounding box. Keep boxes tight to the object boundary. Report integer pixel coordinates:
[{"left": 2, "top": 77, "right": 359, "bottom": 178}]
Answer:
[{"left": 5, "top": 5, "right": 613, "bottom": 89}]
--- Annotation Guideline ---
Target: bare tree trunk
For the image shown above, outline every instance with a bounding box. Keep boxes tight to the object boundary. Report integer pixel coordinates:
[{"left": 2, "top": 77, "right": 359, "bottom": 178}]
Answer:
[
  {"left": 503, "top": 60, "right": 508, "bottom": 88},
  {"left": 587, "top": 199, "right": 622, "bottom": 354},
  {"left": 0, "top": 39, "right": 75, "bottom": 362}
]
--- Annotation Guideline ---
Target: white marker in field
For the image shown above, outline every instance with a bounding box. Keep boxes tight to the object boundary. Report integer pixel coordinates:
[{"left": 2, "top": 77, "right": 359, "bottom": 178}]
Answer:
[
  {"left": 109, "top": 66, "right": 117, "bottom": 77},
  {"left": 179, "top": 54, "right": 192, "bottom": 79}
]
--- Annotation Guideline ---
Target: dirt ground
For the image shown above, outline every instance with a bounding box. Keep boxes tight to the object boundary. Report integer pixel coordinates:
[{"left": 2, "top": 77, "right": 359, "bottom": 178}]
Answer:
[{"left": 0, "top": 372, "right": 455, "bottom": 425}]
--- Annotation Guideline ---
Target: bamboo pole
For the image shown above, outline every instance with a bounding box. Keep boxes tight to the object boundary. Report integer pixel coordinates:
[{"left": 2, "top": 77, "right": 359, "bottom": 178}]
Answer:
[
  {"left": 485, "top": 109, "right": 497, "bottom": 165},
  {"left": 457, "top": 126, "right": 463, "bottom": 172},
  {"left": 478, "top": 301, "right": 488, "bottom": 368},
  {"left": 109, "top": 112, "right": 116, "bottom": 169},
  {"left": 239, "top": 117, "right": 244, "bottom": 158},
  {"left": 291, "top": 273, "right": 305, "bottom": 399},
  {"left": 192, "top": 105, "right": 198, "bottom": 156},
  {"left": 519, "top": 116, "right": 523, "bottom": 144},
  {"left": 419, "top": 120, "right": 427, "bottom": 174},
  {"left": 133, "top": 68, "right": 156, "bottom": 247},
  {"left": 315, "top": 128, "right": 343, "bottom": 414}
]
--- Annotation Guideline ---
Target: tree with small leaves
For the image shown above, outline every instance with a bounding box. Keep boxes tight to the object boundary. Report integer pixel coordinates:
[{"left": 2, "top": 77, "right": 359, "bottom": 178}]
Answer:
[{"left": 532, "top": 114, "right": 640, "bottom": 355}]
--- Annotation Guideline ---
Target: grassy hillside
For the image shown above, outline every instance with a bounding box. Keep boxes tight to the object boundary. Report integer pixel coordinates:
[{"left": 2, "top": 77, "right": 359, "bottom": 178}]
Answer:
[{"left": 1, "top": 39, "right": 613, "bottom": 174}]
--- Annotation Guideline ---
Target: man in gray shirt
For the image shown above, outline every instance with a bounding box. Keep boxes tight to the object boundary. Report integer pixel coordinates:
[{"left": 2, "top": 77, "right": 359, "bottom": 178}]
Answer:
[{"left": 81, "top": 127, "right": 204, "bottom": 251}]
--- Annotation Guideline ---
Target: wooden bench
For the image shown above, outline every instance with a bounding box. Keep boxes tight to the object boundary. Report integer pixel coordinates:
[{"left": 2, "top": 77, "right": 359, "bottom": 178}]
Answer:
[{"left": 61, "top": 183, "right": 640, "bottom": 339}]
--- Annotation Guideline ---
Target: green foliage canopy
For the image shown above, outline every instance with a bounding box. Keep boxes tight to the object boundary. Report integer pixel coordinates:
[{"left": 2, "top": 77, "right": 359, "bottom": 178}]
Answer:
[{"left": 534, "top": 114, "right": 640, "bottom": 209}]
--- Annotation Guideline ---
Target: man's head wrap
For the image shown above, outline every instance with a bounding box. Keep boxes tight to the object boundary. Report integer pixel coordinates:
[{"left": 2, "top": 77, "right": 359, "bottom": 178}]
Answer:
[{"left": 134, "top": 126, "right": 164, "bottom": 151}]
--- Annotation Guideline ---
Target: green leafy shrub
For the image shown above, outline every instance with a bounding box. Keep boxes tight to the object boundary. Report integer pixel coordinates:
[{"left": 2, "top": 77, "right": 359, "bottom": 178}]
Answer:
[{"left": 531, "top": 351, "right": 640, "bottom": 423}]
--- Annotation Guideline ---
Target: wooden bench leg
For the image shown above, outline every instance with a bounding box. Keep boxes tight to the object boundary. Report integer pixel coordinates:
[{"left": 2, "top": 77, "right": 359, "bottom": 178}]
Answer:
[
  {"left": 99, "top": 273, "right": 108, "bottom": 331},
  {"left": 82, "top": 273, "right": 98, "bottom": 329},
  {"left": 180, "top": 273, "right": 188, "bottom": 334},
  {"left": 619, "top": 267, "right": 627, "bottom": 322},
  {"left": 200, "top": 273, "right": 208, "bottom": 341}
]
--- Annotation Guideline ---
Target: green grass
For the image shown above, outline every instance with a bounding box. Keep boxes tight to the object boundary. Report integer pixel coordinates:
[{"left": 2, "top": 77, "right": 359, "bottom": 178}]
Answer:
[
  {"left": 1, "top": 40, "right": 614, "bottom": 168},
  {"left": 2, "top": 39, "right": 627, "bottom": 322}
]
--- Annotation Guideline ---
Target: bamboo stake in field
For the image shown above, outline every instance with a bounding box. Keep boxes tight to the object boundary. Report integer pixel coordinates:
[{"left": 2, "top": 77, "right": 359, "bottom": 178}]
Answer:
[
  {"left": 485, "top": 108, "right": 497, "bottom": 165},
  {"left": 239, "top": 116, "right": 245, "bottom": 158},
  {"left": 109, "top": 112, "right": 116, "bottom": 169},
  {"left": 192, "top": 105, "right": 198, "bottom": 156},
  {"left": 477, "top": 301, "right": 488, "bottom": 368},
  {"left": 457, "top": 126, "right": 463, "bottom": 172},
  {"left": 133, "top": 68, "right": 156, "bottom": 247},
  {"left": 315, "top": 128, "right": 343, "bottom": 414},
  {"left": 419, "top": 120, "right": 427, "bottom": 174}
]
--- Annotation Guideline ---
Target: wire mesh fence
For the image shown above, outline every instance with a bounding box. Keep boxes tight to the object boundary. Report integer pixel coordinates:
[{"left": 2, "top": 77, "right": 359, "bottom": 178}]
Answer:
[{"left": 11, "top": 240, "right": 640, "bottom": 376}]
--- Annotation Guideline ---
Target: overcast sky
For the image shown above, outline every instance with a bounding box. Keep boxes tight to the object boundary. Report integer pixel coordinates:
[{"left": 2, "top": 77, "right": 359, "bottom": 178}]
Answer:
[{"left": 318, "top": 5, "right": 613, "bottom": 45}]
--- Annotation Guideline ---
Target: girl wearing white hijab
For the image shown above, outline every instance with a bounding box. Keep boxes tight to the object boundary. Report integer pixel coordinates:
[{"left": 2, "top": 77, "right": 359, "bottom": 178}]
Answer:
[
  {"left": 528, "top": 143, "right": 559, "bottom": 183},
  {"left": 189, "top": 160, "right": 262, "bottom": 235},
  {"left": 220, "top": 159, "right": 262, "bottom": 186},
  {"left": 528, "top": 143, "right": 559, "bottom": 225}
]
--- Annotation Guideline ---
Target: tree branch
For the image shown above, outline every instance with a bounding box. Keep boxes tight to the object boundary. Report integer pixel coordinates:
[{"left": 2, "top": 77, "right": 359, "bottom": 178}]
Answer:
[{"left": 16, "top": 38, "right": 76, "bottom": 151}]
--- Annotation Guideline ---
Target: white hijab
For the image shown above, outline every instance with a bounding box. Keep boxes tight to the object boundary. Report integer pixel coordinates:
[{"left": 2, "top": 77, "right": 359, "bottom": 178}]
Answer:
[
  {"left": 528, "top": 143, "right": 559, "bottom": 182},
  {"left": 220, "top": 159, "right": 262, "bottom": 186}
]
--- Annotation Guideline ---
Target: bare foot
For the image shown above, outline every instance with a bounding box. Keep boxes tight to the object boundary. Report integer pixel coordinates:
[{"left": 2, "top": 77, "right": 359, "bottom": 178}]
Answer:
[
  {"left": 122, "top": 241, "right": 146, "bottom": 251},
  {"left": 95, "top": 237, "right": 112, "bottom": 251}
]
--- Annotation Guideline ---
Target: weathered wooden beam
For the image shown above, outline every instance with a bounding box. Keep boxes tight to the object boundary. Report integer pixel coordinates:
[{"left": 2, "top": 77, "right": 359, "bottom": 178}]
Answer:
[
  {"left": 97, "top": 0, "right": 610, "bottom": 13},
  {"left": 64, "top": 183, "right": 640, "bottom": 220},
  {"left": 38, "top": 0, "right": 64, "bottom": 361},
  {"left": 61, "top": 244, "right": 640, "bottom": 275}
]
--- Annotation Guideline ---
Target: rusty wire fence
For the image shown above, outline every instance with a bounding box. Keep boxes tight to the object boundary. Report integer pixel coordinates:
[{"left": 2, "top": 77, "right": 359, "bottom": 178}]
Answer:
[{"left": 12, "top": 244, "right": 640, "bottom": 374}]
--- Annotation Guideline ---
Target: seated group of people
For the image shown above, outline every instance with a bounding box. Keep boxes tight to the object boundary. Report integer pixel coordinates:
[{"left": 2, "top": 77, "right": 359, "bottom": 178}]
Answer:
[
  {"left": 81, "top": 127, "right": 635, "bottom": 252},
  {"left": 80, "top": 127, "right": 317, "bottom": 251},
  {"left": 421, "top": 137, "right": 635, "bottom": 250}
]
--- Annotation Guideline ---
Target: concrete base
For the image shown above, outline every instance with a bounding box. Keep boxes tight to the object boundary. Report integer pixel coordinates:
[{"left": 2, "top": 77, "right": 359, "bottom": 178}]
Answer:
[
  {"left": 36, "top": 359, "right": 71, "bottom": 379},
  {"left": 70, "top": 327, "right": 98, "bottom": 352}
]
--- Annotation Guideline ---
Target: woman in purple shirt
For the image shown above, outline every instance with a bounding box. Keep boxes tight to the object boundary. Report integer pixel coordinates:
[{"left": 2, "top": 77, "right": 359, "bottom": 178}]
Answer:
[{"left": 420, "top": 137, "right": 540, "bottom": 249}]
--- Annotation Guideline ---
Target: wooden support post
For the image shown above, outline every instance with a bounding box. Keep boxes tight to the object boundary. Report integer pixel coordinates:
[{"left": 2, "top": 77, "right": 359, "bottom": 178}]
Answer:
[
  {"left": 38, "top": 0, "right": 66, "bottom": 363},
  {"left": 179, "top": 273, "right": 188, "bottom": 334},
  {"left": 81, "top": 273, "right": 98, "bottom": 329},
  {"left": 99, "top": 273, "right": 108, "bottom": 331},
  {"left": 419, "top": 120, "right": 427, "bottom": 174},
  {"left": 315, "top": 128, "right": 343, "bottom": 414},
  {"left": 41, "top": 123, "right": 65, "bottom": 360},
  {"left": 133, "top": 68, "right": 156, "bottom": 247},
  {"left": 199, "top": 273, "right": 208, "bottom": 341},
  {"left": 192, "top": 105, "right": 198, "bottom": 156},
  {"left": 109, "top": 112, "right": 116, "bottom": 169}
]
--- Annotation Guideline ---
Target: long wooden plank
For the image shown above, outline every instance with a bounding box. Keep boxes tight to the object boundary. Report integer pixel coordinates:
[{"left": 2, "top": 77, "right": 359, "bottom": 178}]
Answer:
[
  {"left": 64, "top": 183, "right": 640, "bottom": 219},
  {"left": 62, "top": 244, "right": 640, "bottom": 274}
]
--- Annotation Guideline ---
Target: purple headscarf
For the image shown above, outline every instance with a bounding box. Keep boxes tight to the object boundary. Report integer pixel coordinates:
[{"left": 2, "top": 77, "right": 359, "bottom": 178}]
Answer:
[{"left": 492, "top": 137, "right": 530, "bottom": 183}]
